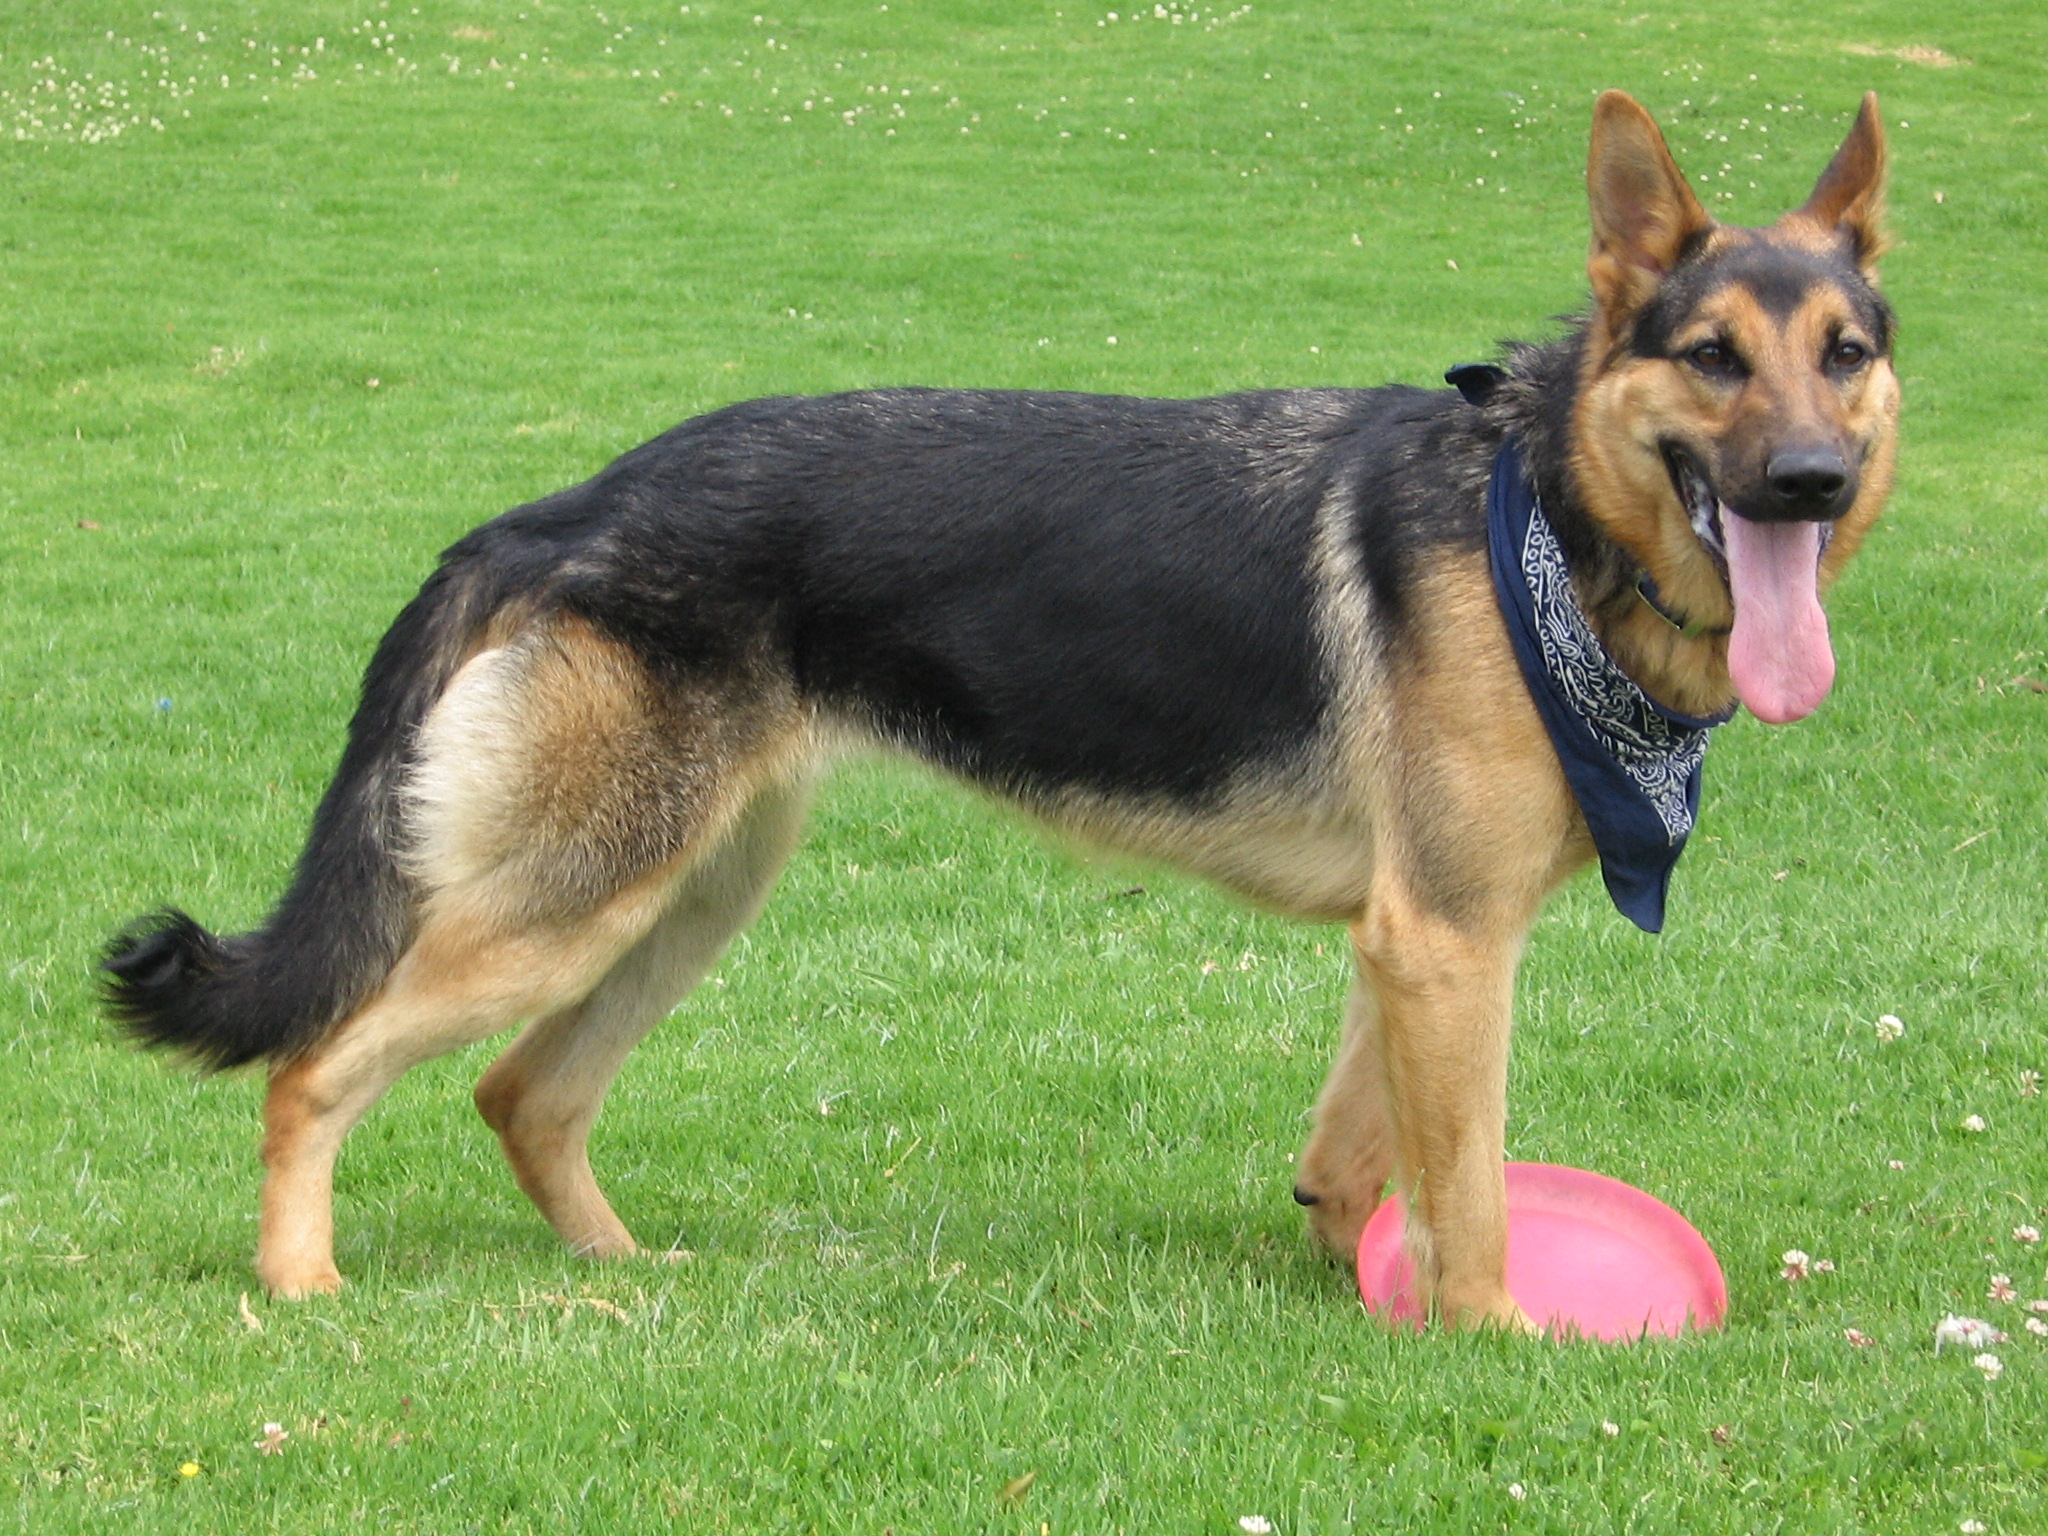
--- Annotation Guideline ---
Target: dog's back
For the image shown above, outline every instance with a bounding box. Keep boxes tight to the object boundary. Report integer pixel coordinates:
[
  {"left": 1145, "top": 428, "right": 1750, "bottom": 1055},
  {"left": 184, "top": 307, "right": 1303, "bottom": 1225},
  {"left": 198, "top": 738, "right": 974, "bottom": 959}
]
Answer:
[{"left": 484, "top": 385, "right": 1485, "bottom": 805}]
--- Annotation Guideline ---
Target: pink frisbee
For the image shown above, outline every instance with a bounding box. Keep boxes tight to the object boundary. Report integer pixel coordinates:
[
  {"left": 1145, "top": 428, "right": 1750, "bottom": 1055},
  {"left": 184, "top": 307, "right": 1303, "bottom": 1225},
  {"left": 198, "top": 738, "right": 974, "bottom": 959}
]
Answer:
[{"left": 1356, "top": 1162, "right": 1727, "bottom": 1340}]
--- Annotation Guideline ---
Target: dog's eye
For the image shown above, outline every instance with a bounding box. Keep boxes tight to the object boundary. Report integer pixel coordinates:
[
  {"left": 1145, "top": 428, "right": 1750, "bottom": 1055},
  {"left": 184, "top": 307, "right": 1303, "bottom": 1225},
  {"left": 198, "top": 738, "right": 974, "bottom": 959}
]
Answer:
[
  {"left": 1830, "top": 340, "right": 1869, "bottom": 370},
  {"left": 1685, "top": 341, "right": 1737, "bottom": 376}
]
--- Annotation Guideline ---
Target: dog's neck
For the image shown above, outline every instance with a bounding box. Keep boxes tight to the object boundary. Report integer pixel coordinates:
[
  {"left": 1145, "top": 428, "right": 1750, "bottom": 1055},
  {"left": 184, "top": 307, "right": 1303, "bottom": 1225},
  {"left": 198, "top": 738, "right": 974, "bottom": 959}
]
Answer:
[{"left": 1483, "top": 325, "right": 1741, "bottom": 722}]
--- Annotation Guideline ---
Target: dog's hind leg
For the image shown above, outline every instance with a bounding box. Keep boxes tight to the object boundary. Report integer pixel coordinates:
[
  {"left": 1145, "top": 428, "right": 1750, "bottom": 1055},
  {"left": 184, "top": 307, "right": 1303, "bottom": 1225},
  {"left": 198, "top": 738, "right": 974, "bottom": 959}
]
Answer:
[
  {"left": 1294, "top": 975, "right": 1397, "bottom": 1260},
  {"left": 256, "top": 866, "right": 685, "bottom": 1297},
  {"left": 253, "top": 619, "right": 804, "bottom": 1297},
  {"left": 472, "top": 778, "right": 812, "bottom": 1260}
]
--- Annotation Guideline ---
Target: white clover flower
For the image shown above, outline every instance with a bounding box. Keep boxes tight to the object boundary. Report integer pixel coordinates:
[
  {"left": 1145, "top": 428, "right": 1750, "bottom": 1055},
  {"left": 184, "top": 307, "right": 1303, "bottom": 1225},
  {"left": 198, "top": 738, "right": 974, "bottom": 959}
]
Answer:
[
  {"left": 1601, "top": 1420, "right": 1620, "bottom": 1437},
  {"left": 2014, "top": 1225, "right": 2041, "bottom": 1244},
  {"left": 1843, "top": 1327, "right": 1874, "bottom": 1347},
  {"left": 1238, "top": 1518, "right": 1273, "bottom": 1535},
  {"left": 1989, "top": 1275, "right": 2018, "bottom": 1304},
  {"left": 1780, "top": 1249, "right": 1811, "bottom": 1281},
  {"left": 1874, "top": 1013, "right": 1904, "bottom": 1041},
  {"left": 1960, "top": 1521, "right": 1987, "bottom": 1534},
  {"left": 1962, "top": 1114, "right": 1988, "bottom": 1133},
  {"left": 1972, "top": 1352, "right": 2003, "bottom": 1380},
  {"left": 2025, "top": 1318, "right": 2048, "bottom": 1338},
  {"left": 1507, "top": 1483, "right": 1527, "bottom": 1502},
  {"left": 1935, "top": 1315, "right": 2005, "bottom": 1351}
]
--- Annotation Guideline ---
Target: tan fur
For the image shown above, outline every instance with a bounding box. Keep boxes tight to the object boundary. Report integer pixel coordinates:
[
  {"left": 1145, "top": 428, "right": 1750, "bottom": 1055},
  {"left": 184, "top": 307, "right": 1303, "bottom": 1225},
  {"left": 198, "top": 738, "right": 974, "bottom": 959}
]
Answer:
[
  {"left": 256, "top": 621, "right": 815, "bottom": 1297},
  {"left": 471, "top": 780, "right": 813, "bottom": 1261},
  {"left": 1584, "top": 91, "right": 1715, "bottom": 322},
  {"left": 1570, "top": 280, "right": 1900, "bottom": 716},
  {"left": 247, "top": 95, "right": 1896, "bottom": 1330},
  {"left": 1287, "top": 94, "right": 1895, "bottom": 1324},
  {"left": 1571, "top": 94, "right": 1896, "bottom": 718},
  {"left": 1294, "top": 553, "right": 1584, "bottom": 1326},
  {"left": 1791, "top": 92, "right": 1890, "bottom": 268}
]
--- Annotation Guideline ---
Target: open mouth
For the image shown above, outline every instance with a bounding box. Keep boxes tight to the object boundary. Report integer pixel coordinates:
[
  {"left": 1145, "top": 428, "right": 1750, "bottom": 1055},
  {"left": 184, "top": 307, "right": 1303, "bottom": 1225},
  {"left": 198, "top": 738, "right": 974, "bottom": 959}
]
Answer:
[
  {"left": 1655, "top": 443, "right": 1838, "bottom": 723},
  {"left": 1659, "top": 442, "right": 1836, "bottom": 568},
  {"left": 1659, "top": 443, "right": 1726, "bottom": 566}
]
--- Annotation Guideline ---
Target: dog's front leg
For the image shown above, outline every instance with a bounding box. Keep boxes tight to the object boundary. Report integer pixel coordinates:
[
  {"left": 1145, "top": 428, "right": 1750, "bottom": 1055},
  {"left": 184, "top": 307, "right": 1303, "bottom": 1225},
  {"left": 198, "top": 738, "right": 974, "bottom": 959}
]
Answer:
[
  {"left": 1296, "top": 975, "right": 1397, "bottom": 1260},
  {"left": 1351, "top": 887, "right": 1530, "bottom": 1331}
]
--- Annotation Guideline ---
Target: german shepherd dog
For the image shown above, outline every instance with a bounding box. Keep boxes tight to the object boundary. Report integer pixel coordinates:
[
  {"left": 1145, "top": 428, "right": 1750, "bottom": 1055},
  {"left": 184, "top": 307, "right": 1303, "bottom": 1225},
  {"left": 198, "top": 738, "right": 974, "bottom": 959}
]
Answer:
[{"left": 104, "top": 92, "right": 1896, "bottom": 1324}]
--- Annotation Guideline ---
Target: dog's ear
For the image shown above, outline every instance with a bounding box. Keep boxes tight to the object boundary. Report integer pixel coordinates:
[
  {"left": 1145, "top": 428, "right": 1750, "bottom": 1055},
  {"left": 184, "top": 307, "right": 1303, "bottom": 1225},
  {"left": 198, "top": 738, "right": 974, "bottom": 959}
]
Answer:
[
  {"left": 1791, "top": 92, "right": 1888, "bottom": 273},
  {"left": 1585, "top": 90, "right": 1713, "bottom": 321}
]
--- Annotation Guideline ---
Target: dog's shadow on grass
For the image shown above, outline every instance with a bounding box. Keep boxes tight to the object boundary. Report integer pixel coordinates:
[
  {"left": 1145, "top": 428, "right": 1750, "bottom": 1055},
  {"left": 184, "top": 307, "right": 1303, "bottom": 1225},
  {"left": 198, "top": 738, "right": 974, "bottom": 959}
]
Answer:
[
  {"left": 222, "top": 1181, "right": 1368, "bottom": 1304},
  {"left": 1083, "top": 1206, "right": 1363, "bottom": 1293}
]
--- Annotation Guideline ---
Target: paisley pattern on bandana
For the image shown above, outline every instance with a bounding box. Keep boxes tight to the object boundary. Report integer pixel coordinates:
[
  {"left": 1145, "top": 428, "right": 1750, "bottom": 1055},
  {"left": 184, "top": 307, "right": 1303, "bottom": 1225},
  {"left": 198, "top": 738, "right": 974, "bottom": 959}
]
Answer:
[
  {"left": 1485, "top": 436, "right": 1730, "bottom": 932},
  {"left": 1519, "top": 505, "right": 1711, "bottom": 844}
]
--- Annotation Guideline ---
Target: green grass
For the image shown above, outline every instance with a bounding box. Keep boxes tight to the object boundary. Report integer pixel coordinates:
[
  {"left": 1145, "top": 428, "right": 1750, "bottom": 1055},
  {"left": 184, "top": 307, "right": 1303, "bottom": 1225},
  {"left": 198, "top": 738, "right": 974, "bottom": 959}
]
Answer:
[{"left": 3, "top": 1, "right": 2046, "bottom": 1530}]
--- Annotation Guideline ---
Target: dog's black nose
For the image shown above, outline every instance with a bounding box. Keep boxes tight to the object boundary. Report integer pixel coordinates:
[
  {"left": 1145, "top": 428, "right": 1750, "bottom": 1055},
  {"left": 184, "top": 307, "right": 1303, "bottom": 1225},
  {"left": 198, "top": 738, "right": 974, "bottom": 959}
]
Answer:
[{"left": 1767, "top": 449, "right": 1850, "bottom": 512}]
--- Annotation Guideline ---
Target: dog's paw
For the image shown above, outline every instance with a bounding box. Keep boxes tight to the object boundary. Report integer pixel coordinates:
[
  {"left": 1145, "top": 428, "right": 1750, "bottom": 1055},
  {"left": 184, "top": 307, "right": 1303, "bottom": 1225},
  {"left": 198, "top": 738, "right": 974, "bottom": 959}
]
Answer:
[
  {"left": 260, "top": 1263, "right": 343, "bottom": 1300},
  {"left": 1298, "top": 1189, "right": 1372, "bottom": 1265},
  {"left": 567, "top": 1230, "right": 640, "bottom": 1262},
  {"left": 1437, "top": 1288, "right": 1537, "bottom": 1335}
]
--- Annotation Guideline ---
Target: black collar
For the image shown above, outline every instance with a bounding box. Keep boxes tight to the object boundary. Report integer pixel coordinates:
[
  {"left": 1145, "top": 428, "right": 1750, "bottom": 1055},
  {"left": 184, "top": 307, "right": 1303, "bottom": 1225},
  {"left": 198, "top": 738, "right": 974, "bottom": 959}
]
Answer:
[{"left": 1634, "top": 573, "right": 1729, "bottom": 640}]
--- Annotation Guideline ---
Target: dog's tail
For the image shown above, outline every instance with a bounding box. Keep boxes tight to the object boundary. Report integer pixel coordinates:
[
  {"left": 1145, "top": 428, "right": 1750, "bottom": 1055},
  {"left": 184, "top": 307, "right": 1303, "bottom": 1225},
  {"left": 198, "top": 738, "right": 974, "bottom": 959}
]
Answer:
[{"left": 101, "top": 546, "right": 519, "bottom": 1069}]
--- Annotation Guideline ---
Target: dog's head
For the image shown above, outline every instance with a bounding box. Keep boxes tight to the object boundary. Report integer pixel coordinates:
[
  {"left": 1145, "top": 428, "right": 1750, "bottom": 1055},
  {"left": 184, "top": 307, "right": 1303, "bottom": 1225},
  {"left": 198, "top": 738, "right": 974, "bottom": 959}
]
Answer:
[{"left": 1570, "top": 91, "right": 1899, "bottom": 723}]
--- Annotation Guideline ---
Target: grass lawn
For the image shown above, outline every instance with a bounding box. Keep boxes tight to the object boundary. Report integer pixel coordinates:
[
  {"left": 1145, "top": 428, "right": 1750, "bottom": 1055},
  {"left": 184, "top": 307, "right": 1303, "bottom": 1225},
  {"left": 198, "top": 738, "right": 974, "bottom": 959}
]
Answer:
[{"left": 3, "top": 0, "right": 2045, "bottom": 1530}]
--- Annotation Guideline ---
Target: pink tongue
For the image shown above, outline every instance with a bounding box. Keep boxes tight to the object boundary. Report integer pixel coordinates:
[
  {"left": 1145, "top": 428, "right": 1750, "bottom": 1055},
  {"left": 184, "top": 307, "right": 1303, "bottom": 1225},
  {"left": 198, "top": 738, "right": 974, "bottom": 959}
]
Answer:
[{"left": 1722, "top": 511, "right": 1834, "bottom": 723}]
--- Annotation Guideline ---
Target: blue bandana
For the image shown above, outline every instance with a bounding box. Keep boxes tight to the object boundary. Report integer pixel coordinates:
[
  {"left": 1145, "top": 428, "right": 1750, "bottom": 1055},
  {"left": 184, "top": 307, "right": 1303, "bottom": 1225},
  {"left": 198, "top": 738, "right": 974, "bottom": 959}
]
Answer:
[{"left": 1485, "top": 437, "right": 1731, "bottom": 932}]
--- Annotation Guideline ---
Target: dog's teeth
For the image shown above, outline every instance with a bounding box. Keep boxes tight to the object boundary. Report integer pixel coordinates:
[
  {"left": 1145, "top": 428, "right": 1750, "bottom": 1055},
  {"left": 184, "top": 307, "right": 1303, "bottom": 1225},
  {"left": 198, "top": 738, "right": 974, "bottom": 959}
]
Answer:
[{"left": 1689, "top": 497, "right": 1728, "bottom": 560}]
